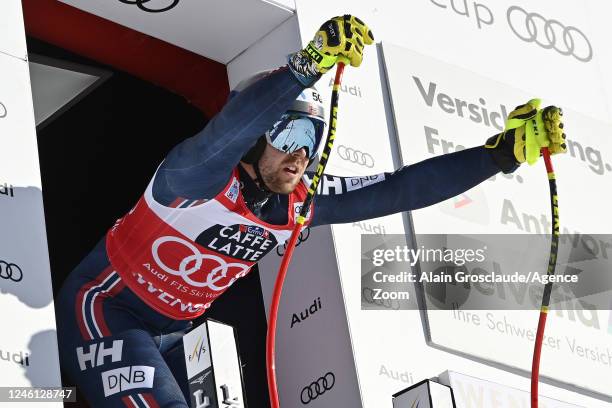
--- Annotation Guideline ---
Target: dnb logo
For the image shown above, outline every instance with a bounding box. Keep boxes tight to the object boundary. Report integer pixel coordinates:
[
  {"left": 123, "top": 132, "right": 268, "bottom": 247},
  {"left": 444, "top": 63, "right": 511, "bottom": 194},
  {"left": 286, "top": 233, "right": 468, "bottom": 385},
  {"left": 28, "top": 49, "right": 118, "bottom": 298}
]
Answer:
[
  {"left": 118, "top": 0, "right": 180, "bottom": 13},
  {"left": 101, "top": 365, "right": 155, "bottom": 397}
]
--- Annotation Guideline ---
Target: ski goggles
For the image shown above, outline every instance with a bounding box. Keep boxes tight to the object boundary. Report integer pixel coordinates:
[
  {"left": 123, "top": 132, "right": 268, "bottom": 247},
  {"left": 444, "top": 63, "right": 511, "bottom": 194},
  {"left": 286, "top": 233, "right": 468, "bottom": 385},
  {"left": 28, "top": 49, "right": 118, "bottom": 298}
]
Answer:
[{"left": 265, "top": 113, "right": 326, "bottom": 160}]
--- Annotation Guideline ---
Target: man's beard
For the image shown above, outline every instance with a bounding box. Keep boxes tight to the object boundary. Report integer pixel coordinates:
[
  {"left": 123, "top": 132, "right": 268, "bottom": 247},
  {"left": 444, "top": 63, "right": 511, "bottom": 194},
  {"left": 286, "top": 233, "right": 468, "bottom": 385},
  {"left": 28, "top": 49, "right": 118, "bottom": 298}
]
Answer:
[{"left": 258, "top": 159, "right": 303, "bottom": 194}]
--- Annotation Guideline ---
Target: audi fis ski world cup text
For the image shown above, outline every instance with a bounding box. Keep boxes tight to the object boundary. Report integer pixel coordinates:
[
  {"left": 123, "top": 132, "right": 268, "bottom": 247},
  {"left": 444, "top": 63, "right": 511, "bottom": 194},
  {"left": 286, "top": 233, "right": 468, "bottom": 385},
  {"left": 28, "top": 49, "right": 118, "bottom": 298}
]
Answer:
[
  {"left": 134, "top": 272, "right": 209, "bottom": 314},
  {"left": 430, "top": 1, "right": 592, "bottom": 62}
]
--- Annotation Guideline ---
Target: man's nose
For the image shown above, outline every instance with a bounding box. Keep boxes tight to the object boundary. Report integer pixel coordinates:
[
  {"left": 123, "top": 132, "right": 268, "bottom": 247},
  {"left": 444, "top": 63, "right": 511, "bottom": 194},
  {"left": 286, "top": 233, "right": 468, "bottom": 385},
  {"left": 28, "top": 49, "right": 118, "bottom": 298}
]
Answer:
[{"left": 291, "top": 147, "right": 308, "bottom": 159}]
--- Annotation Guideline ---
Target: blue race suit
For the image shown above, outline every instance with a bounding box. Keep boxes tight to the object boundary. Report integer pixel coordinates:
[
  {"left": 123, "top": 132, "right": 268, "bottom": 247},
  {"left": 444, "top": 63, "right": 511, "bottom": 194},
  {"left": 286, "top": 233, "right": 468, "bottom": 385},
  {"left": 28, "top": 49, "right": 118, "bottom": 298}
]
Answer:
[{"left": 55, "top": 66, "right": 502, "bottom": 407}]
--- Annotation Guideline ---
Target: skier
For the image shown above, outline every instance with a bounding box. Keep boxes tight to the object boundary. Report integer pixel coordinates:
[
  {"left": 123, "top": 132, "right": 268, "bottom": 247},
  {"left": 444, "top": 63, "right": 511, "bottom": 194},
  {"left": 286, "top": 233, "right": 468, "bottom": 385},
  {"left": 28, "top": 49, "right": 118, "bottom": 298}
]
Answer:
[{"left": 55, "top": 15, "right": 566, "bottom": 407}]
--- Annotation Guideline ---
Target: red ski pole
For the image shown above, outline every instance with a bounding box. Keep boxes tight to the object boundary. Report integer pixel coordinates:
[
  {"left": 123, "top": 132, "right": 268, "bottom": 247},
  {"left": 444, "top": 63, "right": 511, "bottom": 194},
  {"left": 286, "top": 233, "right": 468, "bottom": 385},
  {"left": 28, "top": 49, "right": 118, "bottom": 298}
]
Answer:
[
  {"left": 266, "top": 61, "right": 347, "bottom": 408},
  {"left": 531, "top": 146, "right": 560, "bottom": 408}
]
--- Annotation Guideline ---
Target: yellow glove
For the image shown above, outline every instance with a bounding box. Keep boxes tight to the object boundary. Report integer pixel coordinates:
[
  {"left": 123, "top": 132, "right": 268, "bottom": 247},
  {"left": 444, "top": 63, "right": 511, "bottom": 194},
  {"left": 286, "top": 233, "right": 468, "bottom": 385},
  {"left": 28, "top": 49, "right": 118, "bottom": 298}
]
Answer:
[
  {"left": 305, "top": 15, "right": 375, "bottom": 73},
  {"left": 485, "top": 99, "right": 567, "bottom": 172}
]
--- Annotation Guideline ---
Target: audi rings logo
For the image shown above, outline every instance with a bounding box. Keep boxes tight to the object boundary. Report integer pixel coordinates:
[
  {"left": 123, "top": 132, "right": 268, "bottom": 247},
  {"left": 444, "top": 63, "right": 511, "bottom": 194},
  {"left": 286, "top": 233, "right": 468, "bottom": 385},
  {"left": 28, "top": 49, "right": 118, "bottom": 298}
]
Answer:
[
  {"left": 276, "top": 227, "right": 311, "bottom": 256},
  {"left": 0, "top": 260, "right": 23, "bottom": 282},
  {"left": 152, "top": 236, "right": 249, "bottom": 291},
  {"left": 0, "top": 102, "right": 7, "bottom": 119},
  {"left": 300, "top": 372, "right": 335, "bottom": 404},
  {"left": 337, "top": 145, "right": 375, "bottom": 168},
  {"left": 118, "top": 0, "right": 180, "bottom": 13},
  {"left": 362, "top": 287, "right": 400, "bottom": 310},
  {"left": 507, "top": 6, "right": 593, "bottom": 62}
]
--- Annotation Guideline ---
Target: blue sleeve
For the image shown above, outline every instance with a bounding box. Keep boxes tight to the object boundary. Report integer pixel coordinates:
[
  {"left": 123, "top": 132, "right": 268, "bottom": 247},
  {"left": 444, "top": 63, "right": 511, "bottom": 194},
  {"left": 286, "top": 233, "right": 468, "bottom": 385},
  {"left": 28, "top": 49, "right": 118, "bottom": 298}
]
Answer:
[
  {"left": 308, "top": 146, "right": 501, "bottom": 227},
  {"left": 152, "top": 67, "right": 307, "bottom": 203}
]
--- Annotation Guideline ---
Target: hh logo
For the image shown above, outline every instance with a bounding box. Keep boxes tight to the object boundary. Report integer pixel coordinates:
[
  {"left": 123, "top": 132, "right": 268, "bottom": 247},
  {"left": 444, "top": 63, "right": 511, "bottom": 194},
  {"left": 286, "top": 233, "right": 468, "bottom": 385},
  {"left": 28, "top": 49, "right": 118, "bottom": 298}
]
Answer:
[
  {"left": 76, "top": 340, "right": 123, "bottom": 371},
  {"left": 101, "top": 365, "right": 155, "bottom": 397}
]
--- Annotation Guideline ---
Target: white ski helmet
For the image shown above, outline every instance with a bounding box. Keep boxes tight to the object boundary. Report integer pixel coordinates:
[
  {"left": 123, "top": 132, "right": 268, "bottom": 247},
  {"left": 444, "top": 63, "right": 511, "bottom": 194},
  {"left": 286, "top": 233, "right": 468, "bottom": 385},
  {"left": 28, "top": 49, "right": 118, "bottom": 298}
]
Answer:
[{"left": 234, "top": 71, "right": 327, "bottom": 164}]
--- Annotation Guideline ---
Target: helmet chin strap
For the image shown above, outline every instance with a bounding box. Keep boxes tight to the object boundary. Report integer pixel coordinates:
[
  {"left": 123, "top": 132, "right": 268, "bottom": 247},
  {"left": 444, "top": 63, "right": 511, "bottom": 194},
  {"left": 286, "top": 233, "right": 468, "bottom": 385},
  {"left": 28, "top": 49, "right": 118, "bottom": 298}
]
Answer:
[
  {"left": 237, "top": 158, "right": 273, "bottom": 216},
  {"left": 253, "top": 156, "right": 273, "bottom": 193}
]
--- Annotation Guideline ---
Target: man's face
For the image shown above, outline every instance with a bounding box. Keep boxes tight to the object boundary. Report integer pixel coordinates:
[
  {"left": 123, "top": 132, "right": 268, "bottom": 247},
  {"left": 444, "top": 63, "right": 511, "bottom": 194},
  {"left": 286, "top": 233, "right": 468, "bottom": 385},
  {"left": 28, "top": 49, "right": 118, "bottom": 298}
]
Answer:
[{"left": 257, "top": 143, "right": 309, "bottom": 194}]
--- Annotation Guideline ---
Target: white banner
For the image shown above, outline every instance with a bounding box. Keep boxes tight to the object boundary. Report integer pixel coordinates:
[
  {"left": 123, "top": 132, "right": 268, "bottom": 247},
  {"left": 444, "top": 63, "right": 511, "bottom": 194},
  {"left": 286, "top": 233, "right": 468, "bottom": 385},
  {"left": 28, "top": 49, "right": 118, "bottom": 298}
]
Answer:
[
  {"left": 382, "top": 42, "right": 612, "bottom": 235},
  {"left": 382, "top": 42, "right": 612, "bottom": 398},
  {"left": 0, "top": 36, "right": 62, "bottom": 408},
  {"left": 439, "top": 371, "right": 583, "bottom": 408},
  {"left": 0, "top": 0, "right": 27, "bottom": 60},
  {"left": 393, "top": 379, "right": 455, "bottom": 408},
  {"left": 182, "top": 319, "right": 246, "bottom": 407},
  {"left": 293, "top": 2, "right": 610, "bottom": 406},
  {"left": 207, "top": 320, "right": 245, "bottom": 407},
  {"left": 58, "top": 0, "right": 293, "bottom": 63},
  {"left": 258, "top": 225, "right": 363, "bottom": 407}
]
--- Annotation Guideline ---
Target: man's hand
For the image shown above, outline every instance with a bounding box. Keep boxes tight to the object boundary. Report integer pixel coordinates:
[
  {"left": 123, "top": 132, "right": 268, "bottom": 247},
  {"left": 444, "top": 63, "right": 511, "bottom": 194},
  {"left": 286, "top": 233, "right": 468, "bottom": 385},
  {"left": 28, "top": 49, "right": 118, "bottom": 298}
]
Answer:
[
  {"left": 485, "top": 99, "right": 567, "bottom": 173},
  {"left": 288, "top": 15, "right": 374, "bottom": 85},
  {"left": 306, "top": 15, "right": 375, "bottom": 72}
]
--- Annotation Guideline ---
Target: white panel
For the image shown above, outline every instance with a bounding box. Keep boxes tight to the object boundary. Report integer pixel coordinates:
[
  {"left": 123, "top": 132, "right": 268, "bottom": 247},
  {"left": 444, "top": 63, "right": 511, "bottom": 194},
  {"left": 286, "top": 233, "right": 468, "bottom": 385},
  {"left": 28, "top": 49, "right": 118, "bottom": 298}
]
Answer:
[
  {"left": 383, "top": 42, "right": 612, "bottom": 402},
  {"left": 59, "top": 0, "right": 294, "bottom": 63},
  {"left": 294, "top": 2, "right": 611, "bottom": 407},
  {"left": 0, "top": 0, "right": 27, "bottom": 60},
  {"left": 227, "top": 15, "right": 301, "bottom": 89},
  {"left": 182, "top": 323, "right": 212, "bottom": 379},
  {"left": 0, "top": 50, "right": 62, "bottom": 403},
  {"left": 393, "top": 380, "right": 454, "bottom": 408},
  {"left": 585, "top": 0, "right": 612, "bottom": 123},
  {"left": 428, "top": 309, "right": 612, "bottom": 400},
  {"left": 440, "top": 371, "right": 584, "bottom": 408},
  {"left": 267, "top": 0, "right": 296, "bottom": 10},
  {"left": 207, "top": 321, "right": 245, "bottom": 407},
  {"left": 383, "top": 43, "right": 612, "bottom": 235},
  {"left": 321, "top": 44, "right": 420, "bottom": 408},
  {"left": 429, "top": 381, "right": 455, "bottom": 407},
  {"left": 294, "top": 0, "right": 611, "bottom": 121},
  {"left": 257, "top": 226, "right": 363, "bottom": 407},
  {"left": 393, "top": 381, "right": 435, "bottom": 408}
]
